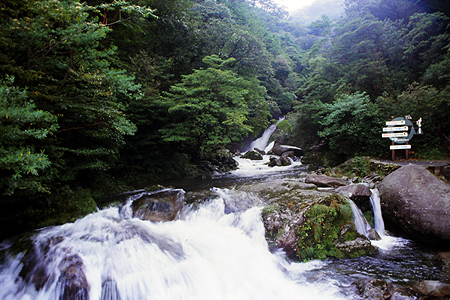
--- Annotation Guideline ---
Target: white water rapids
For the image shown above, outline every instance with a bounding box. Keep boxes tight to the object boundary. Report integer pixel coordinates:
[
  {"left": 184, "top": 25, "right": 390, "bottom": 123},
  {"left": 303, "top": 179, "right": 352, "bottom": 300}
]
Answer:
[
  {"left": 2, "top": 122, "right": 446, "bottom": 299},
  {"left": 0, "top": 188, "right": 350, "bottom": 300}
]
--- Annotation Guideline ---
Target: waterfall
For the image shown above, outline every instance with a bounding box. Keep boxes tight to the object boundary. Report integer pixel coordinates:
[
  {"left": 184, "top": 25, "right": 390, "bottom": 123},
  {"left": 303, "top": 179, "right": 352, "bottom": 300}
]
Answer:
[
  {"left": 249, "top": 117, "right": 284, "bottom": 151},
  {"left": 348, "top": 188, "right": 385, "bottom": 238},
  {"left": 370, "top": 188, "right": 385, "bottom": 236},
  {"left": 0, "top": 188, "right": 348, "bottom": 300},
  {"left": 348, "top": 199, "right": 372, "bottom": 238}
]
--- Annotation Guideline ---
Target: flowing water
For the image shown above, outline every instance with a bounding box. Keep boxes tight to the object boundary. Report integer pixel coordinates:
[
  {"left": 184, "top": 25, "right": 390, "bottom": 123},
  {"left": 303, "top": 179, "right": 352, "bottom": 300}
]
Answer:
[{"left": 1, "top": 126, "right": 449, "bottom": 299}]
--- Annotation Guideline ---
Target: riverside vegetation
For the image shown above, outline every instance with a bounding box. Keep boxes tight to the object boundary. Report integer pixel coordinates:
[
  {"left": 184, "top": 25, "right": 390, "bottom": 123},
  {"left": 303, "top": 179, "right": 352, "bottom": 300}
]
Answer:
[{"left": 1, "top": 0, "right": 450, "bottom": 237}]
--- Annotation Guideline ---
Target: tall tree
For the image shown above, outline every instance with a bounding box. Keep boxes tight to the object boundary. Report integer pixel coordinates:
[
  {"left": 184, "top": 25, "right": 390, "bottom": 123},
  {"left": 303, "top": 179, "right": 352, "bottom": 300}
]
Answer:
[{"left": 160, "top": 55, "right": 269, "bottom": 160}]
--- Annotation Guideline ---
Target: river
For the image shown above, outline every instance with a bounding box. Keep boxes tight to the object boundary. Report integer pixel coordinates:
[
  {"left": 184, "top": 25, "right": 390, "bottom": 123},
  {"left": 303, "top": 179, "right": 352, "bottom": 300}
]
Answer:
[{"left": 0, "top": 155, "right": 448, "bottom": 300}]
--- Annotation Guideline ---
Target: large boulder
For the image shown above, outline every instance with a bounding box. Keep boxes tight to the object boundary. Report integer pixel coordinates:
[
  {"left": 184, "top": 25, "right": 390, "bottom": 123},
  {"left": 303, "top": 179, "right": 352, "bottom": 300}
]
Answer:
[
  {"left": 239, "top": 179, "right": 376, "bottom": 261},
  {"left": 241, "top": 150, "right": 263, "bottom": 160},
  {"left": 57, "top": 254, "right": 90, "bottom": 300},
  {"left": 378, "top": 164, "right": 450, "bottom": 245}
]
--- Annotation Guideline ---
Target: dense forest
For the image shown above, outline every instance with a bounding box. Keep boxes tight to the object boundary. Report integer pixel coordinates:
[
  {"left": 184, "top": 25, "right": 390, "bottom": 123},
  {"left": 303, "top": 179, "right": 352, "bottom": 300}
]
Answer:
[{"left": 1, "top": 0, "right": 450, "bottom": 238}]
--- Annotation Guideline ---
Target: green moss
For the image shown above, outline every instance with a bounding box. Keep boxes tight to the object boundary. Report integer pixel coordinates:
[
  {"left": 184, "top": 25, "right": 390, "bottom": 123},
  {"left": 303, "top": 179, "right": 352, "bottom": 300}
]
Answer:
[{"left": 295, "top": 196, "right": 353, "bottom": 261}]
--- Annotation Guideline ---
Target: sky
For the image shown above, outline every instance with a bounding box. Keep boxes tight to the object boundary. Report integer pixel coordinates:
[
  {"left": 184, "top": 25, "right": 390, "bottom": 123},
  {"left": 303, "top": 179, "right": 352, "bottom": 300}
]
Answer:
[{"left": 274, "top": 0, "right": 317, "bottom": 12}]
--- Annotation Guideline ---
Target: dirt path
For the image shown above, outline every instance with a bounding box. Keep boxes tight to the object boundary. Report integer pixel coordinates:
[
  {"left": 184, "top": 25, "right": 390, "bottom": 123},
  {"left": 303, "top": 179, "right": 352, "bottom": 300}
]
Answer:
[{"left": 370, "top": 158, "right": 450, "bottom": 167}]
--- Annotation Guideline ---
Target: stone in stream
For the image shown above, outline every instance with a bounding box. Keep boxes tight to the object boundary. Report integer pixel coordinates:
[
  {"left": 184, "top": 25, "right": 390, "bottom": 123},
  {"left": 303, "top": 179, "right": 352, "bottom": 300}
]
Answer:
[
  {"left": 239, "top": 179, "right": 377, "bottom": 261},
  {"left": 378, "top": 164, "right": 450, "bottom": 245},
  {"left": 305, "top": 174, "right": 347, "bottom": 187},
  {"left": 57, "top": 254, "right": 90, "bottom": 300},
  {"left": 131, "top": 189, "right": 185, "bottom": 222}
]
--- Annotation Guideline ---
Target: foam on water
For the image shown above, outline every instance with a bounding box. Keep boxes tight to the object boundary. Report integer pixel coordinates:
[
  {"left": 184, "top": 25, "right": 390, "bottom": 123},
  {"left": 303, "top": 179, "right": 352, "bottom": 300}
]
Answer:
[{"left": 0, "top": 189, "right": 351, "bottom": 300}]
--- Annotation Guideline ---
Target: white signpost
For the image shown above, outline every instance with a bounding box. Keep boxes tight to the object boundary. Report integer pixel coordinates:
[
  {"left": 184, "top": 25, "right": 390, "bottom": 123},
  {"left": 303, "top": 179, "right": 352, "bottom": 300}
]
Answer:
[
  {"left": 385, "top": 120, "right": 406, "bottom": 126},
  {"left": 382, "top": 132, "right": 408, "bottom": 138},
  {"left": 382, "top": 126, "right": 408, "bottom": 132},
  {"left": 382, "top": 116, "right": 422, "bottom": 160},
  {"left": 390, "top": 144, "right": 412, "bottom": 150}
]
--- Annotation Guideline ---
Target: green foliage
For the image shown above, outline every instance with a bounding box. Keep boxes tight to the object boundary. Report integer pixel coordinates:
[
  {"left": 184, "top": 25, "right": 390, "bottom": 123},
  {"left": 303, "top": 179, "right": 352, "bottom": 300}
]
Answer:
[
  {"left": 0, "top": 76, "right": 57, "bottom": 195},
  {"left": 160, "top": 55, "right": 269, "bottom": 159},
  {"left": 296, "top": 196, "right": 353, "bottom": 261},
  {"left": 316, "top": 92, "right": 385, "bottom": 159}
]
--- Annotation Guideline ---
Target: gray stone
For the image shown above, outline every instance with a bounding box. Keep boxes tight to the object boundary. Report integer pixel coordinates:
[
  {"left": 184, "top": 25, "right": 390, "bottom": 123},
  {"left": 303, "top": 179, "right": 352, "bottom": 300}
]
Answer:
[
  {"left": 335, "top": 184, "right": 372, "bottom": 199},
  {"left": 305, "top": 174, "right": 347, "bottom": 188},
  {"left": 378, "top": 164, "right": 450, "bottom": 245},
  {"left": 242, "top": 150, "right": 263, "bottom": 160}
]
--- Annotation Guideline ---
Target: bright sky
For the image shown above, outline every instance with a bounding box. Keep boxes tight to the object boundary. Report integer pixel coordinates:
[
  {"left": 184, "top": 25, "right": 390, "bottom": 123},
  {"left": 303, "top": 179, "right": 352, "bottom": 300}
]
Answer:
[{"left": 274, "top": 0, "right": 317, "bottom": 12}]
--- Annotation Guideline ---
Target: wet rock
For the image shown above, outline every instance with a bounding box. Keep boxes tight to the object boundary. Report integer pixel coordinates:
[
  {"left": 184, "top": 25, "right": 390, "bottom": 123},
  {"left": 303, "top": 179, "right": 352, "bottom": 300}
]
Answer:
[
  {"left": 305, "top": 174, "right": 347, "bottom": 188},
  {"left": 20, "top": 235, "right": 64, "bottom": 290},
  {"left": 132, "top": 189, "right": 185, "bottom": 222},
  {"left": 270, "top": 144, "right": 304, "bottom": 157},
  {"left": 333, "top": 224, "right": 377, "bottom": 256},
  {"left": 252, "top": 179, "right": 373, "bottom": 261},
  {"left": 335, "top": 183, "right": 372, "bottom": 199},
  {"left": 390, "top": 292, "right": 416, "bottom": 300},
  {"left": 413, "top": 280, "right": 450, "bottom": 297},
  {"left": 378, "top": 164, "right": 450, "bottom": 245},
  {"left": 354, "top": 279, "right": 392, "bottom": 300},
  {"left": 268, "top": 156, "right": 282, "bottom": 167},
  {"left": 57, "top": 254, "right": 89, "bottom": 300},
  {"left": 438, "top": 252, "right": 450, "bottom": 273},
  {"left": 367, "top": 228, "right": 382, "bottom": 241},
  {"left": 268, "top": 156, "right": 291, "bottom": 167},
  {"left": 335, "top": 183, "right": 372, "bottom": 212},
  {"left": 242, "top": 150, "right": 263, "bottom": 160},
  {"left": 253, "top": 148, "right": 265, "bottom": 155}
]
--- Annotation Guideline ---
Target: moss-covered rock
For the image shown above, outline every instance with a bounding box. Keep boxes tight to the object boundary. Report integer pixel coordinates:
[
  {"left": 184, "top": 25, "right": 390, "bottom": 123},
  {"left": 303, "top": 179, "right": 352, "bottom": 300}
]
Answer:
[
  {"left": 245, "top": 179, "right": 377, "bottom": 262},
  {"left": 242, "top": 150, "right": 264, "bottom": 160}
]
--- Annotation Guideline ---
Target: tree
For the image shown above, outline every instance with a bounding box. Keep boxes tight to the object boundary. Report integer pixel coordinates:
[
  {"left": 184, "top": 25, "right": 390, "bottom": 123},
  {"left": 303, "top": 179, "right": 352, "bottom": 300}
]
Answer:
[
  {"left": 0, "top": 0, "right": 155, "bottom": 185},
  {"left": 316, "top": 92, "right": 384, "bottom": 158},
  {"left": 0, "top": 76, "right": 57, "bottom": 196},
  {"left": 160, "top": 55, "right": 268, "bottom": 159},
  {"left": 0, "top": 0, "right": 155, "bottom": 237}
]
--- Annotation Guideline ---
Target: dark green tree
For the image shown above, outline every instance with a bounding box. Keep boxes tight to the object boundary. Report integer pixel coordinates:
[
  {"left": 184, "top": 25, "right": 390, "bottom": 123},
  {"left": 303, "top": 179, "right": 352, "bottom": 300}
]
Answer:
[{"left": 160, "top": 55, "right": 269, "bottom": 160}]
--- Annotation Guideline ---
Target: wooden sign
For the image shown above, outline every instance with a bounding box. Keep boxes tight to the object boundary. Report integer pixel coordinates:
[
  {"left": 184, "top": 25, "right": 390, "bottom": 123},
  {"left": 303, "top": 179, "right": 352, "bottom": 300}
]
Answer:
[
  {"left": 390, "top": 144, "right": 411, "bottom": 150},
  {"left": 386, "top": 120, "right": 406, "bottom": 126},
  {"left": 382, "top": 126, "right": 408, "bottom": 132},
  {"left": 382, "top": 132, "right": 408, "bottom": 138}
]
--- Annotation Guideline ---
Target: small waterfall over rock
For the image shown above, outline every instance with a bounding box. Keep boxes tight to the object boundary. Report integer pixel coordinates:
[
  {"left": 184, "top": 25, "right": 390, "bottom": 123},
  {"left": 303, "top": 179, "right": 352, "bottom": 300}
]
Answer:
[
  {"left": 347, "top": 187, "right": 385, "bottom": 240},
  {"left": 370, "top": 188, "right": 385, "bottom": 236},
  {"left": 348, "top": 199, "right": 372, "bottom": 237}
]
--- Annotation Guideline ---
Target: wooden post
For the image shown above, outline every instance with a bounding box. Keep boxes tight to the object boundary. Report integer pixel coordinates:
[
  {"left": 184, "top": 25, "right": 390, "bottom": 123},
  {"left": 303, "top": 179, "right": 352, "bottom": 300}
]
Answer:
[
  {"left": 391, "top": 141, "right": 395, "bottom": 160},
  {"left": 406, "top": 142, "right": 409, "bottom": 160}
]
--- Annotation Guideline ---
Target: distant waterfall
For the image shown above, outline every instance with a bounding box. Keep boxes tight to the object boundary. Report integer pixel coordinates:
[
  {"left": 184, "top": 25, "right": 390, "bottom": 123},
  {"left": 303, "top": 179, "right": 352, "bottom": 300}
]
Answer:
[{"left": 249, "top": 117, "right": 284, "bottom": 152}]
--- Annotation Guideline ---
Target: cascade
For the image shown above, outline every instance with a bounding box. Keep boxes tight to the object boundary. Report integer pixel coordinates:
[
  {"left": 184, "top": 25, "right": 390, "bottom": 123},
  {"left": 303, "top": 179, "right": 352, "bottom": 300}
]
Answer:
[
  {"left": 370, "top": 188, "right": 385, "bottom": 236},
  {"left": 0, "top": 188, "right": 348, "bottom": 300},
  {"left": 348, "top": 188, "right": 385, "bottom": 238},
  {"left": 348, "top": 199, "right": 372, "bottom": 237},
  {"left": 248, "top": 117, "right": 284, "bottom": 151}
]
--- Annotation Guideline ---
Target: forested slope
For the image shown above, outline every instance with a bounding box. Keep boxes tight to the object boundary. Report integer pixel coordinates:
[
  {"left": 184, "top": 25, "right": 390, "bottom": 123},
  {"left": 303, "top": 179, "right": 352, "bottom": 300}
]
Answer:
[{"left": 1, "top": 0, "right": 449, "bottom": 237}]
